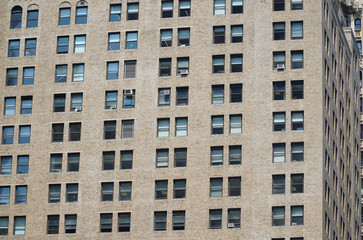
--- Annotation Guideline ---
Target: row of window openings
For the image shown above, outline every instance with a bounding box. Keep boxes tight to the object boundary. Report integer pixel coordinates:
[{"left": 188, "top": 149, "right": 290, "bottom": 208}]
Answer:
[
  {"left": 273, "top": 50, "right": 304, "bottom": 70},
  {"left": 273, "top": 80, "right": 303, "bottom": 100},
  {"left": 2, "top": 126, "right": 31, "bottom": 145},
  {"left": 8, "top": 39, "right": 36, "bottom": 57},
  {"left": 273, "top": 111, "right": 304, "bottom": 131},
  {"left": 51, "top": 123, "right": 82, "bottom": 142},
  {"left": 273, "top": 0, "right": 303, "bottom": 11},
  {"left": 10, "top": 6, "right": 38, "bottom": 29},
  {"left": 0, "top": 216, "right": 26, "bottom": 236},
  {"left": 0, "top": 186, "right": 27, "bottom": 205},
  {"left": 272, "top": 174, "right": 304, "bottom": 194},
  {"left": 273, "top": 21, "right": 303, "bottom": 40},
  {"left": 273, "top": 142, "right": 304, "bottom": 163},
  {"left": 4, "top": 96, "right": 32, "bottom": 115}
]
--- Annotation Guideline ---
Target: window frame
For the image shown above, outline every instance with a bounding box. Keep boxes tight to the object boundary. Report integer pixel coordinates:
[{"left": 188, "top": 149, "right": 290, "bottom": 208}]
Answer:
[
  {"left": 23, "top": 67, "right": 35, "bottom": 85},
  {"left": 210, "top": 178, "right": 223, "bottom": 197},
  {"left": 102, "top": 151, "right": 115, "bottom": 170},
  {"left": 66, "top": 183, "right": 78, "bottom": 203},
  {"left": 48, "top": 184, "right": 61, "bottom": 203},
  {"left": 273, "top": 81, "right": 285, "bottom": 100},
  {"left": 209, "top": 209, "right": 222, "bottom": 229},
  {"left": 157, "top": 118, "right": 170, "bottom": 137},
  {"left": 6, "top": 68, "right": 18, "bottom": 86},
  {"left": 0, "top": 156, "right": 12, "bottom": 175},
  {"left": 119, "top": 181, "right": 132, "bottom": 201},
  {"left": 272, "top": 174, "right": 285, "bottom": 194},
  {"left": 231, "top": 25, "right": 243, "bottom": 43},
  {"left": 229, "top": 114, "right": 242, "bottom": 134},
  {"left": 161, "top": 0, "right": 173, "bottom": 18},
  {"left": 272, "top": 206, "right": 285, "bottom": 226},
  {"left": 160, "top": 29, "right": 172, "bottom": 47},
  {"left": 179, "top": 0, "right": 191, "bottom": 17},
  {"left": 174, "top": 148, "right": 187, "bottom": 167},
  {"left": 110, "top": 4, "right": 121, "bottom": 22},
  {"left": 57, "top": 36, "right": 69, "bottom": 54},
  {"left": 212, "top": 55, "right": 225, "bottom": 74},
  {"left": 291, "top": 173, "right": 304, "bottom": 193},
  {"left": 172, "top": 211, "right": 185, "bottom": 230},
  {"left": 100, "top": 213, "right": 113, "bottom": 233},
  {"left": 59, "top": 8, "right": 71, "bottom": 25},
  {"left": 67, "top": 153, "right": 80, "bottom": 172},
  {"left": 8, "top": 39, "right": 20, "bottom": 57},
  {"left": 273, "top": 22, "right": 285, "bottom": 40},
  {"left": 10, "top": 6, "right": 22, "bottom": 29},
  {"left": 64, "top": 214, "right": 77, "bottom": 234},
  {"left": 47, "top": 215, "right": 59, "bottom": 234},
  {"left": 126, "top": 31, "right": 138, "bottom": 49},
  {"left": 69, "top": 122, "right": 81, "bottom": 141},
  {"left": 291, "top": 142, "right": 304, "bottom": 162},
  {"left": 101, "top": 182, "right": 114, "bottom": 201},
  {"left": 124, "top": 60, "right": 137, "bottom": 78},
  {"left": 74, "top": 35, "right": 86, "bottom": 53},
  {"left": 127, "top": 3, "right": 139, "bottom": 20},
  {"left": 291, "top": 21, "right": 303, "bottom": 39},
  {"left": 175, "top": 117, "right": 188, "bottom": 136},
  {"left": 273, "top": 112, "right": 286, "bottom": 131},
  {"left": 24, "top": 38, "right": 36, "bottom": 56},
  {"left": 229, "top": 145, "right": 242, "bottom": 165},
  {"left": 213, "top": 26, "right": 225, "bottom": 44},
  {"left": 176, "top": 87, "right": 188, "bottom": 105},
  {"left": 108, "top": 33, "right": 120, "bottom": 51},
  {"left": 121, "top": 120, "right": 134, "bottom": 139},
  {"left": 75, "top": 6, "right": 88, "bottom": 24},
  {"left": 118, "top": 212, "right": 131, "bottom": 232},
  {"left": 104, "top": 121, "right": 116, "bottom": 140},
  {"left": 214, "top": 0, "right": 226, "bottom": 15},
  {"left": 15, "top": 185, "right": 27, "bottom": 204},
  {"left": 155, "top": 180, "right": 168, "bottom": 200},
  {"left": 121, "top": 150, "right": 133, "bottom": 169},
  {"left": 72, "top": 63, "right": 85, "bottom": 82},
  {"left": 228, "top": 177, "right": 241, "bottom": 197},
  {"left": 17, "top": 155, "right": 29, "bottom": 174},
  {"left": 105, "top": 91, "right": 118, "bottom": 109},
  {"left": 156, "top": 149, "right": 169, "bottom": 168},
  {"left": 291, "top": 206, "right": 304, "bottom": 226},
  {"left": 291, "top": 50, "right": 304, "bottom": 69},
  {"left": 154, "top": 211, "right": 167, "bottom": 231},
  {"left": 211, "top": 115, "right": 224, "bottom": 134},
  {"left": 19, "top": 125, "right": 31, "bottom": 144},
  {"left": 4, "top": 97, "right": 16, "bottom": 115},
  {"left": 291, "top": 111, "right": 304, "bottom": 130},
  {"left": 273, "top": 143, "right": 285, "bottom": 163}
]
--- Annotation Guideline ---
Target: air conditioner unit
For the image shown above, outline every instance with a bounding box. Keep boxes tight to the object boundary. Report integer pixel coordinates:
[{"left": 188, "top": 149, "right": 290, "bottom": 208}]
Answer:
[
  {"left": 125, "top": 89, "right": 134, "bottom": 96},
  {"left": 227, "top": 223, "right": 235, "bottom": 228},
  {"left": 160, "top": 90, "right": 170, "bottom": 95},
  {"left": 276, "top": 64, "right": 285, "bottom": 71},
  {"left": 73, "top": 107, "right": 82, "bottom": 112},
  {"left": 110, "top": 105, "right": 117, "bottom": 109},
  {"left": 180, "top": 69, "right": 189, "bottom": 75}
]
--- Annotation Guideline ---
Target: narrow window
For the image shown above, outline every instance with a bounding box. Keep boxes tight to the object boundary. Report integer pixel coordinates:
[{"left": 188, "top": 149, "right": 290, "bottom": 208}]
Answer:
[
  {"left": 118, "top": 213, "right": 131, "bottom": 232},
  {"left": 291, "top": 50, "right": 303, "bottom": 69},
  {"left": 66, "top": 183, "right": 78, "bottom": 202},
  {"left": 162, "top": 0, "right": 173, "bottom": 18},
  {"left": 6, "top": 68, "right": 18, "bottom": 86},
  {"left": 103, "top": 151, "right": 115, "bottom": 170},
  {"left": 273, "top": 22, "right": 285, "bottom": 40},
  {"left": 228, "top": 177, "right": 241, "bottom": 196},
  {"left": 110, "top": 4, "right": 121, "bottom": 22},
  {"left": 273, "top": 81, "right": 285, "bottom": 100},
  {"left": 231, "top": 54, "right": 243, "bottom": 72},
  {"left": 291, "top": 142, "right": 304, "bottom": 161},
  {"left": 15, "top": 185, "right": 27, "bottom": 204},
  {"left": 0, "top": 217, "right": 9, "bottom": 236},
  {"left": 213, "top": 55, "right": 225, "bottom": 73},
  {"left": 228, "top": 209, "right": 241, "bottom": 228},
  {"left": 209, "top": 209, "right": 222, "bottom": 229},
  {"left": 24, "top": 38, "right": 36, "bottom": 56},
  {"left": 121, "top": 120, "right": 134, "bottom": 138},
  {"left": 272, "top": 175, "right": 285, "bottom": 194},
  {"left": 273, "top": 51, "right": 285, "bottom": 70},
  {"left": 273, "top": 143, "right": 285, "bottom": 163},
  {"left": 155, "top": 180, "right": 168, "bottom": 199},
  {"left": 69, "top": 122, "right": 81, "bottom": 141},
  {"left": 156, "top": 149, "right": 169, "bottom": 168},
  {"left": 214, "top": 0, "right": 225, "bottom": 15},
  {"left": 17, "top": 155, "right": 29, "bottom": 174},
  {"left": 105, "top": 91, "right": 117, "bottom": 109},
  {"left": 154, "top": 212, "right": 167, "bottom": 231},
  {"left": 2, "top": 126, "right": 14, "bottom": 144},
  {"left": 74, "top": 35, "right": 86, "bottom": 53},
  {"left": 14, "top": 216, "right": 26, "bottom": 235},
  {"left": 172, "top": 211, "right": 185, "bottom": 230},
  {"left": 121, "top": 150, "right": 133, "bottom": 169},
  {"left": 231, "top": 25, "right": 243, "bottom": 43},
  {"left": 59, "top": 8, "right": 71, "bottom": 25},
  {"left": 175, "top": 117, "right": 188, "bottom": 136},
  {"left": 212, "top": 85, "right": 224, "bottom": 104},
  {"left": 100, "top": 213, "right": 112, "bottom": 233},
  {"left": 108, "top": 33, "right": 120, "bottom": 50},
  {"left": 10, "top": 6, "right": 22, "bottom": 29},
  {"left": 76, "top": 6, "right": 87, "bottom": 24},
  {"left": 178, "top": 28, "right": 190, "bottom": 46},
  {"left": 291, "top": 21, "right": 303, "bottom": 39},
  {"left": 213, "top": 26, "right": 225, "bottom": 44},
  {"left": 273, "top": 0, "right": 285, "bottom": 11},
  {"left": 104, "top": 121, "right": 116, "bottom": 140},
  {"left": 127, "top": 3, "right": 139, "bottom": 20},
  {"left": 291, "top": 80, "right": 303, "bottom": 99},
  {"left": 8, "top": 40, "right": 20, "bottom": 57},
  {"left": 119, "top": 182, "right": 132, "bottom": 201},
  {"left": 48, "top": 184, "right": 61, "bottom": 203},
  {"left": 4, "top": 97, "right": 16, "bottom": 115},
  {"left": 57, "top": 36, "right": 69, "bottom": 54},
  {"left": 291, "top": 174, "right": 304, "bottom": 193},
  {"left": 0, "top": 156, "right": 12, "bottom": 175},
  {"left": 291, "top": 111, "right": 304, "bottom": 130},
  {"left": 27, "top": 10, "right": 38, "bottom": 28},
  {"left": 273, "top": 112, "right": 286, "bottom": 131},
  {"left": 0, "top": 187, "right": 10, "bottom": 205},
  {"left": 176, "top": 87, "right": 188, "bottom": 105},
  {"left": 70, "top": 93, "right": 83, "bottom": 112},
  {"left": 160, "top": 29, "right": 172, "bottom": 47},
  {"left": 210, "top": 178, "right": 223, "bottom": 197},
  {"left": 174, "top": 148, "right": 187, "bottom": 167},
  {"left": 211, "top": 116, "right": 224, "bottom": 134},
  {"left": 126, "top": 31, "right": 138, "bottom": 49},
  {"left": 229, "top": 145, "right": 242, "bottom": 165},
  {"left": 230, "top": 114, "right": 242, "bottom": 134},
  {"left": 291, "top": 0, "right": 303, "bottom": 10},
  {"left": 64, "top": 215, "right": 77, "bottom": 234},
  {"left": 173, "top": 179, "right": 186, "bottom": 198},
  {"left": 157, "top": 119, "right": 170, "bottom": 137},
  {"left": 177, "top": 57, "right": 189, "bottom": 75},
  {"left": 50, "top": 154, "right": 62, "bottom": 173},
  {"left": 124, "top": 60, "right": 137, "bottom": 78},
  {"left": 101, "top": 182, "right": 114, "bottom": 201},
  {"left": 53, "top": 94, "right": 66, "bottom": 112},
  {"left": 67, "top": 153, "right": 80, "bottom": 172},
  {"left": 230, "top": 84, "right": 242, "bottom": 102},
  {"left": 158, "top": 88, "right": 171, "bottom": 106},
  {"left": 231, "top": 0, "right": 243, "bottom": 14},
  {"left": 291, "top": 206, "right": 304, "bottom": 225},
  {"left": 72, "top": 64, "right": 84, "bottom": 82},
  {"left": 159, "top": 58, "right": 172, "bottom": 76},
  {"left": 179, "top": 0, "right": 191, "bottom": 17},
  {"left": 107, "top": 62, "right": 119, "bottom": 80},
  {"left": 23, "top": 67, "right": 34, "bottom": 85},
  {"left": 123, "top": 89, "right": 135, "bottom": 108},
  {"left": 55, "top": 65, "right": 67, "bottom": 83},
  {"left": 211, "top": 146, "right": 223, "bottom": 166},
  {"left": 52, "top": 124, "right": 64, "bottom": 142},
  {"left": 272, "top": 207, "right": 285, "bottom": 226},
  {"left": 47, "top": 215, "right": 59, "bottom": 234},
  {"left": 19, "top": 125, "right": 31, "bottom": 144}
]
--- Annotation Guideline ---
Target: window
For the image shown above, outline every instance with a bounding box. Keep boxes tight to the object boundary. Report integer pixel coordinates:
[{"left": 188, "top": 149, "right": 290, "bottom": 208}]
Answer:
[
  {"left": 231, "top": 25, "right": 243, "bottom": 43},
  {"left": 24, "top": 38, "right": 36, "bottom": 56},
  {"left": 177, "top": 57, "right": 189, "bottom": 75},
  {"left": 230, "top": 84, "right": 243, "bottom": 102},
  {"left": 228, "top": 177, "right": 241, "bottom": 196},
  {"left": 59, "top": 8, "right": 71, "bottom": 25},
  {"left": 174, "top": 148, "right": 187, "bottom": 167},
  {"left": 123, "top": 89, "right": 135, "bottom": 108},
  {"left": 107, "top": 62, "right": 119, "bottom": 80},
  {"left": 66, "top": 183, "right": 78, "bottom": 202},
  {"left": 68, "top": 153, "right": 80, "bottom": 172},
  {"left": 232, "top": 0, "right": 243, "bottom": 13},
  {"left": 52, "top": 124, "right": 64, "bottom": 142},
  {"left": 291, "top": 206, "right": 304, "bottom": 226},
  {"left": 17, "top": 155, "right": 28, "bottom": 174},
  {"left": 4, "top": 97, "right": 16, "bottom": 115},
  {"left": 273, "top": 0, "right": 285, "bottom": 11},
  {"left": 11, "top": 6, "right": 22, "bottom": 29},
  {"left": 53, "top": 94, "right": 65, "bottom": 112},
  {"left": 291, "top": 50, "right": 303, "bottom": 69},
  {"left": 273, "top": 143, "right": 285, "bottom": 163},
  {"left": 0, "top": 187, "right": 10, "bottom": 205},
  {"left": 8, "top": 40, "right": 20, "bottom": 57},
  {"left": 23, "top": 67, "right": 34, "bottom": 85},
  {"left": 105, "top": 91, "right": 118, "bottom": 109},
  {"left": 272, "top": 207, "right": 285, "bottom": 226},
  {"left": 2, "top": 126, "right": 14, "bottom": 144},
  {"left": 273, "top": 112, "right": 285, "bottom": 131},
  {"left": 174, "top": 179, "right": 186, "bottom": 198},
  {"left": 162, "top": 0, "right": 173, "bottom": 18},
  {"left": 69, "top": 122, "right": 81, "bottom": 141},
  {"left": 213, "top": 26, "right": 225, "bottom": 44},
  {"left": 214, "top": 0, "right": 225, "bottom": 15},
  {"left": 110, "top": 4, "right": 121, "bottom": 22},
  {"left": 47, "top": 215, "right": 59, "bottom": 234},
  {"left": 210, "top": 178, "right": 223, "bottom": 197},
  {"left": 158, "top": 88, "right": 171, "bottom": 106},
  {"left": 178, "top": 28, "right": 190, "bottom": 46},
  {"left": 50, "top": 154, "right": 62, "bottom": 173},
  {"left": 228, "top": 209, "right": 241, "bottom": 228},
  {"left": 273, "top": 22, "right": 285, "bottom": 40},
  {"left": 104, "top": 121, "right": 116, "bottom": 140},
  {"left": 291, "top": 111, "right": 304, "bottom": 130},
  {"left": 156, "top": 149, "right": 169, "bottom": 167},
  {"left": 101, "top": 182, "right": 114, "bottom": 201},
  {"left": 100, "top": 213, "right": 112, "bottom": 233},
  {"left": 57, "top": 36, "right": 69, "bottom": 54},
  {"left": 155, "top": 180, "right": 168, "bottom": 199},
  {"left": 176, "top": 87, "right": 188, "bottom": 105},
  {"left": 230, "top": 114, "right": 242, "bottom": 134},
  {"left": 65, "top": 215, "right": 77, "bottom": 234},
  {"left": 175, "top": 117, "right": 188, "bottom": 136},
  {"left": 179, "top": 0, "right": 191, "bottom": 16},
  {"left": 157, "top": 119, "right": 170, "bottom": 137},
  {"left": 19, "top": 125, "right": 31, "bottom": 144},
  {"left": 291, "top": 21, "right": 303, "bottom": 39},
  {"left": 291, "top": 174, "right": 304, "bottom": 193},
  {"left": 27, "top": 10, "right": 38, "bottom": 28},
  {"left": 121, "top": 150, "right": 133, "bottom": 169},
  {"left": 291, "top": 80, "right": 303, "bottom": 99},
  {"left": 213, "top": 55, "right": 225, "bottom": 73},
  {"left": 358, "top": 41, "right": 362, "bottom": 55},
  {"left": 211, "top": 146, "right": 223, "bottom": 166},
  {"left": 74, "top": 35, "right": 86, "bottom": 53},
  {"left": 124, "top": 60, "right": 137, "bottom": 78},
  {"left": 49, "top": 184, "right": 61, "bottom": 203},
  {"left": 55, "top": 65, "right": 67, "bottom": 83},
  {"left": 76, "top": 6, "right": 87, "bottom": 24},
  {"left": 118, "top": 213, "right": 131, "bottom": 232},
  {"left": 355, "top": 18, "right": 361, "bottom": 30},
  {"left": 127, "top": 3, "right": 139, "bottom": 20},
  {"left": 14, "top": 216, "right": 26, "bottom": 235},
  {"left": 273, "top": 81, "right": 285, "bottom": 100},
  {"left": 229, "top": 146, "right": 242, "bottom": 165},
  {"left": 126, "top": 31, "right": 138, "bottom": 49},
  {"left": 154, "top": 212, "right": 167, "bottom": 231},
  {"left": 209, "top": 209, "right": 222, "bottom": 229},
  {"left": 121, "top": 120, "right": 134, "bottom": 138},
  {"left": 119, "top": 181, "right": 132, "bottom": 201},
  {"left": 71, "top": 93, "right": 82, "bottom": 112},
  {"left": 273, "top": 51, "right": 285, "bottom": 70},
  {"left": 6, "top": 68, "right": 18, "bottom": 86},
  {"left": 108, "top": 33, "right": 120, "bottom": 50},
  {"left": 0, "top": 156, "right": 12, "bottom": 175},
  {"left": 272, "top": 175, "right": 285, "bottom": 194},
  {"left": 211, "top": 115, "right": 224, "bottom": 134},
  {"left": 72, "top": 64, "right": 84, "bottom": 82},
  {"left": 0, "top": 217, "right": 9, "bottom": 235},
  {"left": 103, "top": 151, "right": 115, "bottom": 170},
  {"left": 291, "top": 142, "right": 304, "bottom": 161},
  {"left": 159, "top": 58, "right": 172, "bottom": 76},
  {"left": 212, "top": 85, "right": 224, "bottom": 104},
  {"left": 160, "top": 29, "right": 172, "bottom": 47},
  {"left": 15, "top": 186, "right": 27, "bottom": 204},
  {"left": 172, "top": 211, "right": 185, "bottom": 230},
  {"left": 291, "top": 0, "right": 303, "bottom": 10},
  {"left": 231, "top": 54, "right": 243, "bottom": 72}
]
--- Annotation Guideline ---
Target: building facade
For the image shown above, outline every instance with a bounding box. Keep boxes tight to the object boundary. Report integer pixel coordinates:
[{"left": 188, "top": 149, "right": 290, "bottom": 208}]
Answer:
[{"left": 0, "top": 0, "right": 361, "bottom": 239}]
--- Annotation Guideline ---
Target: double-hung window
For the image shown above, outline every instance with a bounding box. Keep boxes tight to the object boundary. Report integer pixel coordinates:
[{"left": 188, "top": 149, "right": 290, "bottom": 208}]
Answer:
[
  {"left": 127, "top": 3, "right": 139, "bottom": 20},
  {"left": 230, "top": 84, "right": 242, "bottom": 102},
  {"left": 291, "top": 50, "right": 303, "bottom": 69},
  {"left": 212, "top": 85, "right": 224, "bottom": 104},
  {"left": 211, "top": 116, "right": 224, "bottom": 134},
  {"left": 177, "top": 57, "right": 189, "bottom": 75},
  {"left": 10, "top": 6, "right": 22, "bottom": 29},
  {"left": 231, "top": 25, "right": 243, "bottom": 43},
  {"left": 229, "top": 145, "right": 242, "bottom": 165},
  {"left": 157, "top": 119, "right": 170, "bottom": 137},
  {"left": 4, "top": 97, "right": 16, "bottom": 115},
  {"left": 172, "top": 211, "right": 185, "bottom": 230},
  {"left": 54, "top": 94, "right": 66, "bottom": 112},
  {"left": 124, "top": 60, "right": 137, "bottom": 78},
  {"left": 291, "top": 142, "right": 304, "bottom": 161},
  {"left": 108, "top": 33, "right": 120, "bottom": 50},
  {"left": 25, "top": 38, "right": 36, "bottom": 56},
  {"left": 176, "top": 87, "right": 188, "bottom": 105},
  {"left": 6, "top": 68, "right": 18, "bottom": 86},
  {"left": 162, "top": 0, "right": 173, "bottom": 18},
  {"left": 0, "top": 217, "right": 9, "bottom": 235},
  {"left": 55, "top": 65, "right": 67, "bottom": 83},
  {"left": 0, "top": 187, "right": 10, "bottom": 205},
  {"left": 273, "top": 143, "right": 285, "bottom": 163},
  {"left": 273, "top": 0, "right": 285, "bottom": 11},
  {"left": 17, "top": 156, "right": 29, "bottom": 174},
  {"left": 59, "top": 8, "right": 71, "bottom": 25},
  {"left": 65, "top": 215, "right": 77, "bottom": 234},
  {"left": 121, "top": 120, "right": 134, "bottom": 138},
  {"left": 154, "top": 212, "right": 167, "bottom": 231},
  {"left": 119, "top": 182, "right": 132, "bottom": 201},
  {"left": 2, "top": 126, "right": 14, "bottom": 144},
  {"left": 74, "top": 35, "right": 86, "bottom": 53},
  {"left": 230, "top": 114, "right": 242, "bottom": 134},
  {"left": 178, "top": 28, "right": 190, "bottom": 46},
  {"left": 110, "top": 4, "right": 121, "bottom": 22},
  {"left": 15, "top": 186, "right": 27, "bottom": 204},
  {"left": 105, "top": 91, "right": 118, "bottom": 109},
  {"left": 47, "top": 215, "right": 59, "bottom": 234},
  {"left": 156, "top": 149, "right": 169, "bottom": 168},
  {"left": 66, "top": 183, "right": 78, "bottom": 202},
  {"left": 232, "top": 0, "right": 243, "bottom": 13},
  {"left": 291, "top": 0, "right": 303, "bottom": 10},
  {"left": 228, "top": 209, "right": 241, "bottom": 228},
  {"left": 71, "top": 93, "right": 83, "bottom": 112},
  {"left": 273, "top": 82, "right": 285, "bottom": 100},
  {"left": 291, "top": 111, "right": 304, "bottom": 130},
  {"left": 291, "top": 80, "right": 304, "bottom": 99},
  {"left": 1, "top": 156, "right": 12, "bottom": 175},
  {"left": 213, "top": 55, "right": 225, "bottom": 73},
  {"left": 76, "top": 6, "right": 87, "bottom": 24},
  {"left": 8, "top": 40, "right": 20, "bottom": 57},
  {"left": 69, "top": 123, "right": 81, "bottom": 141},
  {"left": 179, "top": 0, "right": 191, "bottom": 17},
  {"left": 126, "top": 31, "right": 138, "bottom": 49},
  {"left": 211, "top": 146, "right": 223, "bottom": 166},
  {"left": 57, "top": 36, "right": 69, "bottom": 54},
  {"left": 67, "top": 153, "right": 80, "bottom": 172},
  {"left": 173, "top": 180, "right": 186, "bottom": 198},
  {"left": 72, "top": 64, "right": 84, "bottom": 82},
  {"left": 159, "top": 58, "right": 172, "bottom": 76},
  {"left": 228, "top": 177, "right": 241, "bottom": 196},
  {"left": 101, "top": 182, "right": 114, "bottom": 201},
  {"left": 272, "top": 175, "right": 285, "bottom": 194},
  {"left": 174, "top": 148, "right": 187, "bottom": 167},
  {"left": 158, "top": 88, "right": 171, "bottom": 106},
  {"left": 291, "top": 174, "right": 304, "bottom": 193},
  {"left": 52, "top": 123, "right": 64, "bottom": 142},
  {"left": 118, "top": 213, "right": 131, "bottom": 232},
  {"left": 155, "top": 180, "right": 168, "bottom": 199},
  {"left": 272, "top": 207, "right": 285, "bottom": 226},
  {"left": 107, "top": 62, "right": 119, "bottom": 80},
  {"left": 291, "top": 21, "right": 303, "bottom": 39},
  {"left": 50, "top": 154, "right": 62, "bottom": 173},
  {"left": 231, "top": 54, "right": 243, "bottom": 72},
  {"left": 103, "top": 151, "right": 115, "bottom": 170},
  {"left": 291, "top": 206, "right": 304, "bottom": 225},
  {"left": 214, "top": 0, "right": 225, "bottom": 15},
  {"left": 160, "top": 29, "right": 172, "bottom": 47},
  {"left": 19, "top": 125, "right": 31, "bottom": 144},
  {"left": 100, "top": 213, "right": 112, "bottom": 232},
  {"left": 209, "top": 209, "right": 222, "bottom": 229},
  {"left": 273, "top": 51, "right": 285, "bottom": 70},
  {"left": 213, "top": 26, "right": 225, "bottom": 44},
  {"left": 121, "top": 150, "right": 133, "bottom": 169},
  {"left": 175, "top": 117, "right": 187, "bottom": 136},
  {"left": 210, "top": 178, "right": 223, "bottom": 197},
  {"left": 273, "top": 22, "right": 285, "bottom": 40},
  {"left": 273, "top": 112, "right": 285, "bottom": 131},
  {"left": 104, "top": 121, "right": 116, "bottom": 140},
  {"left": 14, "top": 216, "right": 26, "bottom": 235},
  {"left": 23, "top": 67, "right": 34, "bottom": 85}
]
